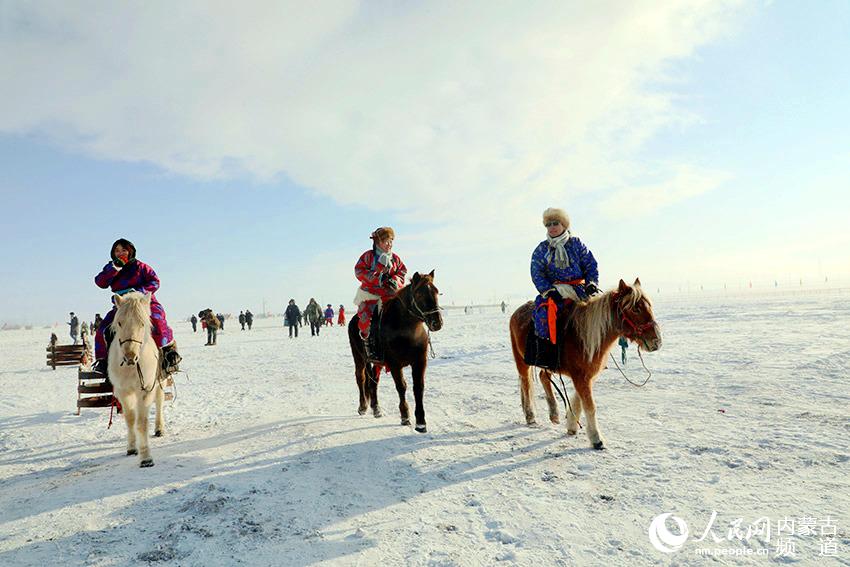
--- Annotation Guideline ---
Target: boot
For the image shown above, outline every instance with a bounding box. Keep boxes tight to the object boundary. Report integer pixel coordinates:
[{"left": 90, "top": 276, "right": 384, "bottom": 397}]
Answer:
[
  {"left": 360, "top": 331, "right": 377, "bottom": 361},
  {"left": 161, "top": 342, "right": 182, "bottom": 374},
  {"left": 536, "top": 336, "right": 559, "bottom": 370},
  {"left": 92, "top": 358, "right": 108, "bottom": 376},
  {"left": 524, "top": 332, "right": 559, "bottom": 370}
]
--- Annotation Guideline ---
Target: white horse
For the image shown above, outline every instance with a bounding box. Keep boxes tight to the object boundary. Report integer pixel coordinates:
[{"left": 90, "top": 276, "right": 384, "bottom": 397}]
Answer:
[{"left": 109, "top": 292, "right": 166, "bottom": 467}]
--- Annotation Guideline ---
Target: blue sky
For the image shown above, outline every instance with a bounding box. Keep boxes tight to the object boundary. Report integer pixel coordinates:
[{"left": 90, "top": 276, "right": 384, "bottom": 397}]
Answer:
[{"left": 1, "top": 1, "right": 849, "bottom": 326}]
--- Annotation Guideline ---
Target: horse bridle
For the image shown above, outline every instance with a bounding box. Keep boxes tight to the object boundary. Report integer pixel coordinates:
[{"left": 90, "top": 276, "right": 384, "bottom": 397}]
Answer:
[
  {"left": 613, "top": 292, "right": 656, "bottom": 341},
  {"left": 407, "top": 281, "right": 442, "bottom": 331}
]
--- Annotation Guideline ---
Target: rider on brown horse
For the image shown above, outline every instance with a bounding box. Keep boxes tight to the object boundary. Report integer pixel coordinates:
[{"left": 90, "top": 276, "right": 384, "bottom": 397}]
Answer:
[
  {"left": 354, "top": 226, "right": 408, "bottom": 357},
  {"left": 527, "top": 208, "right": 600, "bottom": 369}
]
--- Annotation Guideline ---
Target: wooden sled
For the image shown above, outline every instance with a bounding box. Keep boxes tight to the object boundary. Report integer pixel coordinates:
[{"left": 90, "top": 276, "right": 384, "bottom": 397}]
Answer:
[
  {"left": 47, "top": 334, "right": 91, "bottom": 370},
  {"left": 76, "top": 370, "right": 174, "bottom": 415}
]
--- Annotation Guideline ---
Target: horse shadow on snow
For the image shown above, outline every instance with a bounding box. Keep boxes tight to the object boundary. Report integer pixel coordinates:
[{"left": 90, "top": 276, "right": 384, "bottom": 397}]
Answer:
[{"left": 0, "top": 417, "right": 583, "bottom": 566}]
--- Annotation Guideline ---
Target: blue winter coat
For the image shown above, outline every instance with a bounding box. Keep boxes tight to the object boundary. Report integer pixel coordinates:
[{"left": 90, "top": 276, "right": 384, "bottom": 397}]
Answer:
[{"left": 530, "top": 236, "right": 599, "bottom": 301}]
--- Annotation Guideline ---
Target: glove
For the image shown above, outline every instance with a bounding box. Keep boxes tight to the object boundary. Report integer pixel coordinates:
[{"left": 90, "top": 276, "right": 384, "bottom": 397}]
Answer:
[
  {"left": 585, "top": 282, "right": 600, "bottom": 296},
  {"left": 385, "top": 277, "right": 399, "bottom": 291},
  {"left": 114, "top": 253, "right": 130, "bottom": 267},
  {"left": 546, "top": 289, "right": 563, "bottom": 302},
  {"left": 111, "top": 261, "right": 124, "bottom": 270},
  {"left": 573, "top": 284, "right": 590, "bottom": 301}
]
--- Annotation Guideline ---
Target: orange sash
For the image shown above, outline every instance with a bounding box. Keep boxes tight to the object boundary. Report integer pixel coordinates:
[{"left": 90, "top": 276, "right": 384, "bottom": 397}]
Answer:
[{"left": 545, "top": 279, "right": 585, "bottom": 345}]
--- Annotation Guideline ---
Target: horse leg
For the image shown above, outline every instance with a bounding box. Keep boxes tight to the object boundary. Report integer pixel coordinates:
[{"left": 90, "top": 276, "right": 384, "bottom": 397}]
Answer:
[
  {"left": 565, "top": 391, "right": 583, "bottom": 435},
  {"left": 389, "top": 366, "right": 410, "bottom": 426},
  {"left": 154, "top": 383, "right": 165, "bottom": 437},
  {"left": 135, "top": 392, "right": 154, "bottom": 467},
  {"left": 369, "top": 365, "right": 383, "bottom": 418},
  {"left": 574, "top": 377, "right": 605, "bottom": 449},
  {"left": 121, "top": 395, "right": 138, "bottom": 456},
  {"left": 355, "top": 363, "right": 368, "bottom": 415},
  {"left": 539, "top": 370, "right": 560, "bottom": 424},
  {"left": 511, "top": 327, "right": 536, "bottom": 425},
  {"left": 411, "top": 357, "right": 427, "bottom": 433}
]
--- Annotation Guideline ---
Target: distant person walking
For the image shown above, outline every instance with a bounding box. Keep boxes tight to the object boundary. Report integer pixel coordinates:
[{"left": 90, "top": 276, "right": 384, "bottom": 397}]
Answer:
[
  {"left": 200, "top": 309, "right": 220, "bottom": 345},
  {"left": 501, "top": 301, "right": 507, "bottom": 314},
  {"left": 68, "top": 312, "right": 79, "bottom": 344},
  {"left": 285, "top": 300, "right": 301, "bottom": 338},
  {"left": 337, "top": 305, "right": 346, "bottom": 326},
  {"left": 245, "top": 310, "right": 253, "bottom": 330},
  {"left": 190, "top": 314, "right": 198, "bottom": 332},
  {"left": 324, "top": 304, "right": 334, "bottom": 326},
  {"left": 618, "top": 336, "right": 629, "bottom": 365},
  {"left": 239, "top": 311, "right": 246, "bottom": 331},
  {"left": 305, "top": 299, "right": 323, "bottom": 336}
]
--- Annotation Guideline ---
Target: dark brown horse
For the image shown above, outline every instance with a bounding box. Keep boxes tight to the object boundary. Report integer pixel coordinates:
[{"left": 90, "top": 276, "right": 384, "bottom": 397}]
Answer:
[
  {"left": 348, "top": 270, "right": 443, "bottom": 432},
  {"left": 509, "top": 278, "right": 661, "bottom": 449}
]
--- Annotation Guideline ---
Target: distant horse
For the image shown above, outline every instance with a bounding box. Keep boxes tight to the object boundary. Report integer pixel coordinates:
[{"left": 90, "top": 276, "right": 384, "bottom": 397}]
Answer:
[
  {"left": 109, "top": 292, "right": 166, "bottom": 467},
  {"left": 509, "top": 278, "right": 662, "bottom": 449},
  {"left": 348, "top": 270, "right": 443, "bottom": 432}
]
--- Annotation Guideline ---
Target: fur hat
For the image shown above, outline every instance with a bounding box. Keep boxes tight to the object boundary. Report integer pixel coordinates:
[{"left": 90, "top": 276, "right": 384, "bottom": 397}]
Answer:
[
  {"left": 370, "top": 226, "right": 395, "bottom": 241},
  {"left": 542, "top": 208, "right": 570, "bottom": 229}
]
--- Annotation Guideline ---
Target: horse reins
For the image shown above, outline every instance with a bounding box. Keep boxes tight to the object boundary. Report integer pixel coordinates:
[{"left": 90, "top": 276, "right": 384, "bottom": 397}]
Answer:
[
  {"left": 611, "top": 291, "right": 655, "bottom": 387},
  {"left": 609, "top": 347, "right": 652, "bottom": 387}
]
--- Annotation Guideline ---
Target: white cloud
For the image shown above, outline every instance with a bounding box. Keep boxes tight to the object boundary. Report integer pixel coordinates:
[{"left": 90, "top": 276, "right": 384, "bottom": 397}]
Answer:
[
  {"left": 0, "top": 1, "right": 750, "bottom": 303},
  {"left": 596, "top": 164, "right": 731, "bottom": 220},
  {"left": 2, "top": 2, "right": 743, "bottom": 200}
]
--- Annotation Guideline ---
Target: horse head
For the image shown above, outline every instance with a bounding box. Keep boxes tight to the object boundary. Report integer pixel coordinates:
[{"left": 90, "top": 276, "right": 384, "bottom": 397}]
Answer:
[
  {"left": 112, "top": 292, "right": 152, "bottom": 366},
  {"left": 409, "top": 270, "right": 443, "bottom": 332},
  {"left": 613, "top": 278, "right": 662, "bottom": 352}
]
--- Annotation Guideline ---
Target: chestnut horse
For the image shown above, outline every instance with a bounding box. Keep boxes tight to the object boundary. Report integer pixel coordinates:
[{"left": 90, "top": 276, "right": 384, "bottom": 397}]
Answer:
[
  {"left": 509, "top": 278, "right": 661, "bottom": 449},
  {"left": 348, "top": 270, "right": 443, "bottom": 432}
]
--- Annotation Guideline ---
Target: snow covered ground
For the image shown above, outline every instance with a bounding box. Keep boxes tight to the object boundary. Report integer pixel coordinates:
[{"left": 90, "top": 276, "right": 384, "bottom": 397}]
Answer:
[{"left": 1, "top": 291, "right": 849, "bottom": 566}]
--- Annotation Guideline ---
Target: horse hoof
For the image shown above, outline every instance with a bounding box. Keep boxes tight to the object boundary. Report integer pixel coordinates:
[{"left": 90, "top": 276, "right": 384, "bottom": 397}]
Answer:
[
  {"left": 126, "top": 449, "right": 138, "bottom": 456},
  {"left": 154, "top": 430, "right": 163, "bottom": 437},
  {"left": 526, "top": 419, "right": 537, "bottom": 427},
  {"left": 549, "top": 415, "right": 561, "bottom": 425},
  {"left": 401, "top": 418, "right": 411, "bottom": 426},
  {"left": 415, "top": 424, "right": 427, "bottom": 433},
  {"left": 358, "top": 409, "right": 367, "bottom": 416},
  {"left": 566, "top": 429, "right": 578, "bottom": 436},
  {"left": 373, "top": 408, "right": 383, "bottom": 418},
  {"left": 140, "top": 459, "right": 155, "bottom": 468},
  {"left": 593, "top": 441, "right": 606, "bottom": 450}
]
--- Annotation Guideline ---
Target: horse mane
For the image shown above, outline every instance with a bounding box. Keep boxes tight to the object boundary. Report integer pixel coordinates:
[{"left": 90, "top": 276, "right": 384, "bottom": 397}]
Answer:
[
  {"left": 111, "top": 292, "right": 151, "bottom": 332},
  {"left": 383, "top": 273, "right": 432, "bottom": 312},
  {"left": 568, "top": 284, "right": 649, "bottom": 360}
]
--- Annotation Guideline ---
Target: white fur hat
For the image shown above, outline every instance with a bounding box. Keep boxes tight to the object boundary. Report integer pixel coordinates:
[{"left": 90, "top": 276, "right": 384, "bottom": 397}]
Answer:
[{"left": 542, "top": 208, "right": 570, "bottom": 229}]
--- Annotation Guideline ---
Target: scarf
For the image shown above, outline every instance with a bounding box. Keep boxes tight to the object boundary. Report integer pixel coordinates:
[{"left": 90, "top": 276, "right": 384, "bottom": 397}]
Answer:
[
  {"left": 546, "top": 230, "right": 571, "bottom": 269},
  {"left": 372, "top": 245, "right": 392, "bottom": 270}
]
